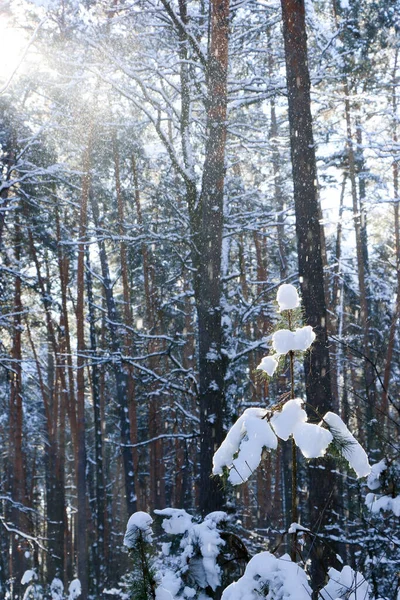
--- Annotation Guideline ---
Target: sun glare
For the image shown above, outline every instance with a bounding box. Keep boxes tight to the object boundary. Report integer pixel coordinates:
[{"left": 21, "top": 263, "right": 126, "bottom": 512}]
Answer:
[{"left": 0, "top": 13, "right": 32, "bottom": 84}]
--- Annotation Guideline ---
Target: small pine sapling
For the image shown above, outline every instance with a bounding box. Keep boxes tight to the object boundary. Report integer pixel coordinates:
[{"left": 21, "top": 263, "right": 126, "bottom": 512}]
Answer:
[
  {"left": 123, "top": 512, "right": 157, "bottom": 600},
  {"left": 213, "top": 283, "right": 372, "bottom": 592},
  {"left": 21, "top": 570, "right": 43, "bottom": 600}
]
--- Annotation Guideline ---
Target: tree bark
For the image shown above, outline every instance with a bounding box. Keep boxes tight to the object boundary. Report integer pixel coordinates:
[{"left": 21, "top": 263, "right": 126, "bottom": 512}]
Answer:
[
  {"left": 75, "top": 137, "right": 91, "bottom": 600},
  {"left": 189, "top": 0, "right": 230, "bottom": 515},
  {"left": 382, "top": 49, "right": 399, "bottom": 415},
  {"left": 280, "top": 0, "right": 337, "bottom": 589},
  {"left": 90, "top": 191, "right": 137, "bottom": 516},
  {"left": 8, "top": 215, "right": 29, "bottom": 599}
]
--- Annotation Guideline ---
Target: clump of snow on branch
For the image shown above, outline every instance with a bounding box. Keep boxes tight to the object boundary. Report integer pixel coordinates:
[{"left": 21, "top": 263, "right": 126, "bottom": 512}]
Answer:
[
  {"left": 21, "top": 570, "right": 37, "bottom": 585},
  {"left": 221, "top": 551, "right": 311, "bottom": 600},
  {"left": 123, "top": 511, "right": 153, "bottom": 548},
  {"left": 365, "top": 458, "right": 400, "bottom": 516},
  {"left": 271, "top": 399, "right": 333, "bottom": 458},
  {"left": 270, "top": 398, "right": 306, "bottom": 440},
  {"left": 367, "top": 459, "right": 387, "bottom": 490},
  {"left": 257, "top": 355, "right": 278, "bottom": 376},
  {"left": 324, "top": 412, "right": 371, "bottom": 477},
  {"left": 68, "top": 579, "right": 81, "bottom": 600},
  {"left": 276, "top": 283, "right": 300, "bottom": 311},
  {"left": 272, "top": 326, "right": 315, "bottom": 355},
  {"left": 212, "top": 397, "right": 371, "bottom": 484},
  {"left": 212, "top": 408, "right": 277, "bottom": 484},
  {"left": 156, "top": 508, "right": 193, "bottom": 535},
  {"left": 365, "top": 492, "right": 400, "bottom": 517},
  {"left": 293, "top": 422, "right": 333, "bottom": 459},
  {"left": 320, "top": 565, "right": 373, "bottom": 600}
]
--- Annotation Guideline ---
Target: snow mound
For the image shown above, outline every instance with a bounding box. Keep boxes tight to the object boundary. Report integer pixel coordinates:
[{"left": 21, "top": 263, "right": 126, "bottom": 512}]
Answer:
[
  {"left": 277, "top": 284, "right": 300, "bottom": 311},
  {"left": 221, "top": 551, "right": 311, "bottom": 600},
  {"left": 124, "top": 511, "right": 153, "bottom": 548},
  {"left": 257, "top": 355, "right": 278, "bottom": 376},
  {"left": 212, "top": 408, "right": 277, "bottom": 485},
  {"left": 324, "top": 412, "right": 371, "bottom": 477},
  {"left": 320, "top": 565, "right": 373, "bottom": 600}
]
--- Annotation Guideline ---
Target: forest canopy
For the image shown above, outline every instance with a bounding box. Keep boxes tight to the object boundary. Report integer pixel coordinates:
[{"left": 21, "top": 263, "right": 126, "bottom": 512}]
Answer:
[{"left": 1, "top": 0, "right": 400, "bottom": 598}]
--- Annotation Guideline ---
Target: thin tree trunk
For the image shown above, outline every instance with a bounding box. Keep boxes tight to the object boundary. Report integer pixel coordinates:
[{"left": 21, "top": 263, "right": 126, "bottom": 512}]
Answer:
[
  {"left": 9, "top": 215, "right": 29, "bottom": 598},
  {"left": 90, "top": 191, "right": 137, "bottom": 516},
  {"left": 75, "top": 137, "right": 91, "bottom": 600},
  {"left": 382, "top": 48, "right": 400, "bottom": 415},
  {"left": 113, "top": 136, "right": 140, "bottom": 501},
  {"left": 344, "top": 84, "right": 376, "bottom": 441},
  {"left": 85, "top": 248, "right": 107, "bottom": 591}
]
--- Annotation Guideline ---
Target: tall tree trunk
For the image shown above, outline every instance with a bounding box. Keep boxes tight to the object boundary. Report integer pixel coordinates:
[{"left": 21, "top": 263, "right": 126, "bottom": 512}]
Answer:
[
  {"left": 344, "top": 85, "right": 376, "bottom": 442},
  {"left": 26, "top": 320, "right": 65, "bottom": 583},
  {"left": 85, "top": 248, "right": 107, "bottom": 591},
  {"left": 280, "top": 0, "right": 337, "bottom": 590},
  {"left": 75, "top": 137, "right": 91, "bottom": 600},
  {"left": 90, "top": 192, "right": 137, "bottom": 516},
  {"left": 132, "top": 154, "right": 165, "bottom": 510},
  {"left": 113, "top": 136, "right": 140, "bottom": 502},
  {"left": 9, "top": 215, "right": 29, "bottom": 599},
  {"left": 382, "top": 49, "right": 400, "bottom": 415},
  {"left": 189, "top": 0, "right": 230, "bottom": 515}
]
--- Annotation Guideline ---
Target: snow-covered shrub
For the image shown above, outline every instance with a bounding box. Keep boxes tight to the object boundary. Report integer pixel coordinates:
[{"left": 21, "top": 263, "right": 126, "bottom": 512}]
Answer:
[
  {"left": 365, "top": 458, "right": 400, "bottom": 516},
  {"left": 320, "top": 565, "right": 373, "bottom": 600},
  {"left": 21, "top": 570, "right": 43, "bottom": 600},
  {"left": 123, "top": 509, "right": 248, "bottom": 600},
  {"left": 363, "top": 458, "right": 400, "bottom": 598},
  {"left": 221, "top": 552, "right": 312, "bottom": 600},
  {"left": 154, "top": 509, "right": 227, "bottom": 597},
  {"left": 214, "top": 284, "right": 371, "bottom": 485}
]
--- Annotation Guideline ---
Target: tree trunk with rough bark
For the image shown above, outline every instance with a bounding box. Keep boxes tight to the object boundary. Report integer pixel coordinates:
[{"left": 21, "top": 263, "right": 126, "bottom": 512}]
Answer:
[
  {"left": 189, "top": 0, "right": 230, "bottom": 516},
  {"left": 280, "top": 0, "right": 337, "bottom": 590}
]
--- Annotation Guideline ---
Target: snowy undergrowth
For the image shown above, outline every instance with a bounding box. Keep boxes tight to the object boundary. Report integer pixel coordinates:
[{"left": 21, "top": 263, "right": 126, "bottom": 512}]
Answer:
[
  {"left": 123, "top": 509, "right": 232, "bottom": 600},
  {"left": 121, "top": 284, "right": 376, "bottom": 600},
  {"left": 220, "top": 552, "right": 312, "bottom": 600}
]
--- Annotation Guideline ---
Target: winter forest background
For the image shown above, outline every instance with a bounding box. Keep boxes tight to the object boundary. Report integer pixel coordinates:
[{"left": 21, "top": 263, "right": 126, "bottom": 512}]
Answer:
[{"left": 1, "top": 0, "right": 400, "bottom": 598}]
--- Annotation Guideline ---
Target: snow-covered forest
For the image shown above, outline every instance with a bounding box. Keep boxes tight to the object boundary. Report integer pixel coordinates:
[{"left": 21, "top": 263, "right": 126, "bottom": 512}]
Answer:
[{"left": 1, "top": 0, "right": 399, "bottom": 598}]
